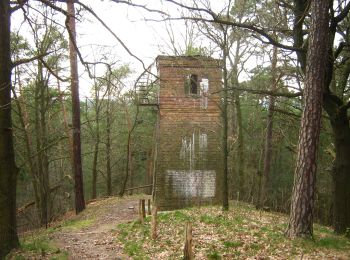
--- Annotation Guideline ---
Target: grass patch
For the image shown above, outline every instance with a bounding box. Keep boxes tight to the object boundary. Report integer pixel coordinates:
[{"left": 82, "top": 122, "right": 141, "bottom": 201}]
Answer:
[
  {"left": 116, "top": 220, "right": 150, "bottom": 259},
  {"left": 223, "top": 241, "right": 243, "bottom": 248},
  {"left": 6, "top": 233, "right": 68, "bottom": 260},
  {"left": 61, "top": 218, "right": 94, "bottom": 230},
  {"left": 116, "top": 202, "right": 350, "bottom": 259},
  {"left": 124, "top": 240, "right": 144, "bottom": 257}
]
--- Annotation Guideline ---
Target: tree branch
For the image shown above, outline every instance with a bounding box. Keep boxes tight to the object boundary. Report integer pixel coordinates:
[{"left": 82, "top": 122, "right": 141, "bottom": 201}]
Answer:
[
  {"left": 164, "top": 0, "right": 304, "bottom": 53},
  {"left": 109, "top": 0, "right": 168, "bottom": 16},
  {"left": 227, "top": 86, "right": 302, "bottom": 98},
  {"left": 76, "top": 1, "right": 158, "bottom": 78},
  {"left": 332, "top": 1, "right": 350, "bottom": 25},
  {"left": 11, "top": 51, "right": 53, "bottom": 68},
  {"left": 10, "top": 0, "right": 28, "bottom": 13}
]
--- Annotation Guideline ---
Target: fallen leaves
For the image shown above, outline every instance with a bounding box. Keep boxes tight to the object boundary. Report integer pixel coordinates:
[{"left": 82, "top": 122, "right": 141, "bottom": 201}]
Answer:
[{"left": 116, "top": 201, "right": 350, "bottom": 259}]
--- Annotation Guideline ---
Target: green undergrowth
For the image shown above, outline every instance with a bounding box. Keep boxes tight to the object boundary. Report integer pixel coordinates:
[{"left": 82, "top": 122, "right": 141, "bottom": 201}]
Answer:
[
  {"left": 60, "top": 218, "right": 95, "bottom": 231},
  {"left": 6, "top": 197, "right": 104, "bottom": 259},
  {"left": 116, "top": 201, "right": 350, "bottom": 259},
  {"left": 6, "top": 230, "right": 68, "bottom": 260}
]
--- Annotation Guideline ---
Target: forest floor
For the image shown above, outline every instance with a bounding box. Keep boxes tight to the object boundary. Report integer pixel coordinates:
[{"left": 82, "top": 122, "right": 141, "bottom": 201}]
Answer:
[{"left": 6, "top": 196, "right": 350, "bottom": 259}]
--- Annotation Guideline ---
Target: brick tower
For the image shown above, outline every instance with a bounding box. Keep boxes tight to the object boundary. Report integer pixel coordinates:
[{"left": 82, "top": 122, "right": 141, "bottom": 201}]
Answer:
[{"left": 154, "top": 56, "right": 223, "bottom": 210}]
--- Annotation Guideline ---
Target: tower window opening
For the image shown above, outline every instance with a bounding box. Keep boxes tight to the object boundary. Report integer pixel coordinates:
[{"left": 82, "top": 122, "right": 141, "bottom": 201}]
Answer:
[{"left": 190, "top": 74, "right": 198, "bottom": 94}]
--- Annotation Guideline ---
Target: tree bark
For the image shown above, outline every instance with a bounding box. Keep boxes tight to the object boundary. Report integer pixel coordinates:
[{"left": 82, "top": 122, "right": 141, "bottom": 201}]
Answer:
[
  {"left": 67, "top": 0, "right": 85, "bottom": 213},
  {"left": 0, "top": 0, "right": 20, "bottom": 257},
  {"left": 286, "top": 0, "right": 330, "bottom": 238}
]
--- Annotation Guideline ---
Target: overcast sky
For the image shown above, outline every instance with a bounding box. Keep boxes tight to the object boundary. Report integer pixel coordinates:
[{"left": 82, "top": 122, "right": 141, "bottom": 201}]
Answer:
[{"left": 11, "top": 1, "right": 239, "bottom": 97}]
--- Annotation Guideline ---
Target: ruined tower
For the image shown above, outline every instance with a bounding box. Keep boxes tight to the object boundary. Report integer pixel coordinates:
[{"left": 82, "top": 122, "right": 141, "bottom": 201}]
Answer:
[{"left": 154, "top": 56, "right": 223, "bottom": 210}]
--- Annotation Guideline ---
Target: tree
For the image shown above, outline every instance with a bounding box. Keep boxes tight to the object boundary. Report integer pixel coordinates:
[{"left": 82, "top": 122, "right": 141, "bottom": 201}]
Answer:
[
  {"left": 286, "top": 0, "right": 330, "bottom": 238},
  {"left": 66, "top": 0, "right": 85, "bottom": 213},
  {"left": 0, "top": 0, "right": 19, "bottom": 257}
]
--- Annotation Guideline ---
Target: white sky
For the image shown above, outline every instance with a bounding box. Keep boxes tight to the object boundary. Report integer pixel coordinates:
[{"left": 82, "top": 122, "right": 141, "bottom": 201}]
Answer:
[{"left": 11, "top": 0, "right": 256, "bottom": 97}]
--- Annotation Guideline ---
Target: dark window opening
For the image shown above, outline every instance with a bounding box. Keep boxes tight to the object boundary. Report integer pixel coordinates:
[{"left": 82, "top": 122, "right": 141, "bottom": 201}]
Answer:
[{"left": 190, "top": 74, "right": 198, "bottom": 94}]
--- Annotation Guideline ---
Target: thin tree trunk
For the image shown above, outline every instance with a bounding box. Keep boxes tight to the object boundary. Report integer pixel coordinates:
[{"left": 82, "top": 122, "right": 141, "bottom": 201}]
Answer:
[
  {"left": 0, "top": 0, "right": 19, "bottom": 257},
  {"left": 106, "top": 85, "right": 112, "bottom": 195},
  {"left": 91, "top": 141, "right": 99, "bottom": 199},
  {"left": 259, "top": 45, "right": 278, "bottom": 208},
  {"left": 106, "top": 133, "right": 112, "bottom": 195},
  {"left": 286, "top": 0, "right": 330, "bottom": 238},
  {"left": 222, "top": 35, "right": 229, "bottom": 211},
  {"left": 230, "top": 39, "right": 244, "bottom": 201},
  {"left": 35, "top": 61, "right": 50, "bottom": 227},
  {"left": 120, "top": 132, "right": 133, "bottom": 196},
  {"left": 67, "top": 0, "right": 85, "bottom": 213},
  {"left": 57, "top": 75, "right": 74, "bottom": 167},
  {"left": 119, "top": 102, "right": 137, "bottom": 196},
  {"left": 11, "top": 78, "right": 42, "bottom": 223}
]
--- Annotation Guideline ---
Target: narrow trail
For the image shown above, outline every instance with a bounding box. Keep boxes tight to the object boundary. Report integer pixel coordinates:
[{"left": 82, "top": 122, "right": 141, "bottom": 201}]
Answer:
[{"left": 52, "top": 197, "right": 140, "bottom": 259}]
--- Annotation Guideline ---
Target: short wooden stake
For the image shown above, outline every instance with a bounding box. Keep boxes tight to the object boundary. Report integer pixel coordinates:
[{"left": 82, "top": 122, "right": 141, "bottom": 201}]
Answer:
[
  {"left": 141, "top": 199, "right": 146, "bottom": 220},
  {"left": 183, "top": 222, "right": 194, "bottom": 260},
  {"left": 138, "top": 199, "right": 145, "bottom": 223},
  {"left": 147, "top": 199, "right": 151, "bottom": 215},
  {"left": 151, "top": 205, "right": 157, "bottom": 240}
]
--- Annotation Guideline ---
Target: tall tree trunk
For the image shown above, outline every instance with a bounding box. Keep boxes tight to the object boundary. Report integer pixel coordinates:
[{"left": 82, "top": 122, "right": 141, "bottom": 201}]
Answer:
[
  {"left": 120, "top": 132, "right": 133, "bottom": 196},
  {"left": 222, "top": 35, "right": 229, "bottom": 211},
  {"left": 324, "top": 95, "right": 350, "bottom": 234},
  {"left": 286, "top": 0, "right": 330, "bottom": 238},
  {"left": 259, "top": 45, "right": 278, "bottom": 208},
  {"left": 230, "top": 39, "right": 244, "bottom": 201},
  {"left": 35, "top": 61, "right": 50, "bottom": 227},
  {"left": 67, "top": 0, "right": 85, "bottom": 213},
  {"left": 91, "top": 141, "right": 99, "bottom": 199},
  {"left": 11, "top": 79, "right": 42, "bottom": 224},
  {"left": 331, "top": 113, "right": 350, "bottom": 234},
  {"left": 57, "top": 75, "right": 75, "bottom": 170},
  {"left": 120, "top": 103, "right": 135, "bottom": 196},
  {"left": 0, "top": 0, "right": 20, "bottom": 257},
  {"left": 106, "top": 87, "right": 112, "bottom": 196}
]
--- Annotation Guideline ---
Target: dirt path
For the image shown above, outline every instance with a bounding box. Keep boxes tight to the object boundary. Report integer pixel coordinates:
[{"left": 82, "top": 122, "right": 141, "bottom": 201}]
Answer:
[{"left": 53, "top": 197, "right": 141, "bottom": 259}]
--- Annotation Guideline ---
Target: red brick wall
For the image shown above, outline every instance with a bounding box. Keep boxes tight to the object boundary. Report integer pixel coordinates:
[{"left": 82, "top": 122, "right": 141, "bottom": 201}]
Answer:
[{"left": 154, "top": 56, "right": 223, "bottom": 210}]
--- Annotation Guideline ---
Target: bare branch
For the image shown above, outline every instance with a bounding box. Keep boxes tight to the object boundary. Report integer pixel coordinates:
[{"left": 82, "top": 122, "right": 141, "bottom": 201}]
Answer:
[
  {"left": 11, "top": 51, "right": 53, "bottom": 67},
  {"left": 109, "top": 0, "right": 169, "bottom": 16},
  {"left": 38, "top": 57, "right": 69, "bottom": 82},
  {"left": 10, "top": 0, "right": 28, "bottom": 13},
  {"left": 76, "top": 1, "right": 158, "bottom": 78},
  {"left": 225, "top": 86, "right": 303, "bottom": 98},
  {"left": 164, "top": 0, "right": 304, "bottom": 53}
]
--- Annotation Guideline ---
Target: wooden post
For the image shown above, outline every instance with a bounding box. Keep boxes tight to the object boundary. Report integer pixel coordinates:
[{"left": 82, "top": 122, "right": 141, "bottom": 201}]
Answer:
[
  {"left": 142, "top": 199, "right": 146, "bottom": 219},
  {"left": 147, "top": 199, "right": 151, "bottom": 215},
  {"left": 139, "top": 199, "right": 146, "bottom": 223},
  {"left": 151, "top": 205, "right": 157, "bottom": 239},
  {"left": 138, "top": 199, "right": 143, "bottom": 223},
  {"left": 183, "top": 222, "right": 194, "bottom": 260}
]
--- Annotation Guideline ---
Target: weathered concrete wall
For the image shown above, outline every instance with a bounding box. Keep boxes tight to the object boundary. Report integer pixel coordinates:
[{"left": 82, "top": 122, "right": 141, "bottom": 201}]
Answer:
[{"left": 154, "top": 56, "right": 223, "bottom": 210}]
